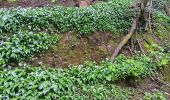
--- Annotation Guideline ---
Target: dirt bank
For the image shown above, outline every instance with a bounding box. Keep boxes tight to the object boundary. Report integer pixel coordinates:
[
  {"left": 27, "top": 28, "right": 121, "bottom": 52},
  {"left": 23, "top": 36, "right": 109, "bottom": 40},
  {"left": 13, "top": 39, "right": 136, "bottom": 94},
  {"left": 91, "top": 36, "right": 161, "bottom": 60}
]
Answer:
[
  {"left": 0, "top": 0, "right": 101, "bottom": 8},
  {"left": 26, "top": 32, "right": 130, "bottom": 67}
]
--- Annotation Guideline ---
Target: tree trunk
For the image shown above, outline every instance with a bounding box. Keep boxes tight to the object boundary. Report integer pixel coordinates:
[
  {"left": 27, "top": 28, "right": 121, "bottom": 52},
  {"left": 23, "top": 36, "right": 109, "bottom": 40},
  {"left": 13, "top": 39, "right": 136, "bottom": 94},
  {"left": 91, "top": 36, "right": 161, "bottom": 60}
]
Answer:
[{"left": 164, "top": 5, "right": 170, "bottom": 17}]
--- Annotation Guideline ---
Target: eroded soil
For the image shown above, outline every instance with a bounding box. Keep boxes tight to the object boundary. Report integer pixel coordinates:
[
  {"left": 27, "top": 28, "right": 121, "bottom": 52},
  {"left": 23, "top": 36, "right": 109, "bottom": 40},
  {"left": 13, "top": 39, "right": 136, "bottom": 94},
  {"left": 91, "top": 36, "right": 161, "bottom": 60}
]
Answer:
[
  {"left": 27, "top": 32, "right": 126, "bottom": 67},
  {"left": 0, "top": 0, "right": 100, "bottom": 8}
]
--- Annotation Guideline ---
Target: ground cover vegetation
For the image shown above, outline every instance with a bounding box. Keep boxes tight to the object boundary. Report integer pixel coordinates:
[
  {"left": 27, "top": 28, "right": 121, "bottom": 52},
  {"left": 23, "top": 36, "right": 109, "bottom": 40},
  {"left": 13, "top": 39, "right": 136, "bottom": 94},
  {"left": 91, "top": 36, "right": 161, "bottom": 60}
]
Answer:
[
  {"left": 0, "top": 0, "right": 134, "bottom": 35},
  {"left": 0, "top": 0, "right": 170, "bottom": 99},
  {"left": 0, "top": 0, "right": 135, "bottom": 66},
  {"left": 0, "top": 32, "right": 60, "bottom": 67},
  {"left": 0, "top": 53, "right": 169, "bottom": 99}
]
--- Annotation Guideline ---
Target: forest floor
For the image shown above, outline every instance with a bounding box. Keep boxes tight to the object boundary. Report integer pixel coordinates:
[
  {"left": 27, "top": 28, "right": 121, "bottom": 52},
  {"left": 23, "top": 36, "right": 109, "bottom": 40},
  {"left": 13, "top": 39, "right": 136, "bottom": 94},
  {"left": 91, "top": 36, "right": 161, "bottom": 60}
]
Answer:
[
  {"left": 1, "top": 0, "right": 170, "bottom": 99},
  {"left": 0, "top": 0, "right": 100, "bottom": 8},
  {"left": 27, "top": 31, "right": 170, "bottom": 99},
  {"left": 28, "top": 32, "right": 125, "bottom": 67}
]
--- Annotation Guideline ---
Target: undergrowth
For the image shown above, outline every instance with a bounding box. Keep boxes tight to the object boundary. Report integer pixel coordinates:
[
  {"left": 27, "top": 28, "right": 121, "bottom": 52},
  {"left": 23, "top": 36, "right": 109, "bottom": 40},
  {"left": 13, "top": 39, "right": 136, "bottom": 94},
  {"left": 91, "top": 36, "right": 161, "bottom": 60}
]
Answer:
[
  {"left": 153, "top": 11, "right": 170, "bottom": 50},
  {"left": 0, "top": 53, "right": 169, "bottom": 99},
  {"left": 0, "top": 0, "right": 135, "bottom": 35},
  {"left": 0, "top": 32, "right": 60, "bottom": 67},
  {"left": 144, "top": 91, "right": 167, "bottom": 100},
  {"left": 0, "top": 0, "right": 170, "bottom": 99}
]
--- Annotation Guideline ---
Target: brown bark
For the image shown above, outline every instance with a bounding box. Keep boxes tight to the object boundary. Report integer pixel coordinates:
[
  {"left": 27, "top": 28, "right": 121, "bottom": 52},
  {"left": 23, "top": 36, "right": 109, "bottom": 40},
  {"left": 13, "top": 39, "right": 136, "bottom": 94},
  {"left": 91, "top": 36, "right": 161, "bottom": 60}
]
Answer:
[
  {"left": 137, "top": 39, "right": 145, "bottom": 54},
  {"left": 139, "top": 0, "right": 150, "bottom": 33},
  {"left": 73, "top": 0, "right": 80, "bottom": 7},
  {"left": 164, "top": 5, "right": 170, "bottom": 17},
  {"left": 110, "top": 19, "right": 137, "bottom": 61},
  {"left": 73, "top": 0, "right": 95, "bottom": 7},
  {"left": 139, "top": 0, "right": 149, "bottom": 20}
]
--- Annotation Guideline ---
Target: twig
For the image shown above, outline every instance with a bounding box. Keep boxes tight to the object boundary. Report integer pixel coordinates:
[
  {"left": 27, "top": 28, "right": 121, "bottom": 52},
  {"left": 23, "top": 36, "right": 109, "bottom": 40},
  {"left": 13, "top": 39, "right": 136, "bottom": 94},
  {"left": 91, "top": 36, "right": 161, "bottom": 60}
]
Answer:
[
  {"left": 137, "top": 39, "right": 145, "bottom": 54},
  {"left": 125, "top": 46, "right": 133, "bottom": 56}
]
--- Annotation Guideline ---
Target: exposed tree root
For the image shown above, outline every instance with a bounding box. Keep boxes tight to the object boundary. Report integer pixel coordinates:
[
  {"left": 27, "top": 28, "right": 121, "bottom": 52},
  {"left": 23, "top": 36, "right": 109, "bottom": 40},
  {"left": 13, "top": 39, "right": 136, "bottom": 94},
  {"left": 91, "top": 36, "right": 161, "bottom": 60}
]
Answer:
[
  {"left": 125, "top": 46, "right": 133, "bottom": 56},
  {"left": 136, "top": 39, "right": 145, "bottom": 54},
  {"left": 110, "top": 19, "right": 137, "bottom": 61},
  {"left": 110, "top": 0, "right": 157, "bottom": 61}
]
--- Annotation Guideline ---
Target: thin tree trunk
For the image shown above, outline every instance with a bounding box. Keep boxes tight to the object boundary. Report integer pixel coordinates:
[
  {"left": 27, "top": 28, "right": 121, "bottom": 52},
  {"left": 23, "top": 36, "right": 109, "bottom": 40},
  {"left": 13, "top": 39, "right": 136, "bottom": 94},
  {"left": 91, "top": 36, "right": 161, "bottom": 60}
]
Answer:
[{"left": 164, "top": 5, "right": 170, "bottom": 17}]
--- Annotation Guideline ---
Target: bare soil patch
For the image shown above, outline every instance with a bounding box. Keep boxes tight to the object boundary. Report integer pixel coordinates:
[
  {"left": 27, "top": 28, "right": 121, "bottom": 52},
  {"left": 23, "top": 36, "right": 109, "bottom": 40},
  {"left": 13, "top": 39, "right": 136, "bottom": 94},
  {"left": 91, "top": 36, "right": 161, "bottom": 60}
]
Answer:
[
  {"left": 27, "top": 32, "right": 129, "bottom": 68},
  {"left": 0, "top": 0, "right": 100, "bottom": 8}
]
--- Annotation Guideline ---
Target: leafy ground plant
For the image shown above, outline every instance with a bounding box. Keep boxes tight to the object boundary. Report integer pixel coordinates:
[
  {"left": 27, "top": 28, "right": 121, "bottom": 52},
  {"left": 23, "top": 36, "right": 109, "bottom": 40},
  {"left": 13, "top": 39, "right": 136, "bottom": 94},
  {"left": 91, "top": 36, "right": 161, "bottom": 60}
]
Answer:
[
  {"left": 144, "top": 91, "right": 167, "bottom": 100},
  {"left": 0, "top": 31, "right": 60, "bottom": 67},
  {"left": 0, "top": 0, "right": 135, "bottom": 35},
  {"left": 0, "top": 53, "right": 169, "bottom": 99}
]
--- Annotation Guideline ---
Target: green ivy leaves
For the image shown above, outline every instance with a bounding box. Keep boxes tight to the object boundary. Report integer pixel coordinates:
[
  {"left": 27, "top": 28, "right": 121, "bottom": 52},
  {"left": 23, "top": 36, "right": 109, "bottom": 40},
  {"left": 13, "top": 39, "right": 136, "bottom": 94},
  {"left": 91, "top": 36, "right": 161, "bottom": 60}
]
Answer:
[
  {"left": 0, "top": 0, "right": 135, "bottom": 35},
  {"left": 0, "top": 32, "right": 60, "bottom": 66},
  {"left": 0, "top": 54, "right": 168, "bottom": 99}
]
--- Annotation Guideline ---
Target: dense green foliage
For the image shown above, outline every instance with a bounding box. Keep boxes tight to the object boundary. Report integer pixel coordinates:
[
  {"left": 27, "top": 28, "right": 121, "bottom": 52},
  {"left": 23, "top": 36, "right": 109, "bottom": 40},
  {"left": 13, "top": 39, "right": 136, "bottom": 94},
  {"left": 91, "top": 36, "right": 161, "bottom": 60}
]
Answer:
[
  {"left": 0, "top": 53, "right": 168, "bottom": 99},
  {"left": 144, "top": 91, "right": 167, "bottom": 100},
  {"left": 0, "top": 32, "right": 59, "bottom": 66},
  {"left": 0, "top": 0, "right": 134, "bottom": 35},
  {"left": 153, "top": 0, "right": 168, "bottom": 11},
  {"left": 0, "top": 0, "right": 169, "bottom": 99},
  {"left": 153, "top": 11, "right": 170, "bottom": 26},
  {"left": 153, "top": 11, "right": 170, "bottom": 50}
]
